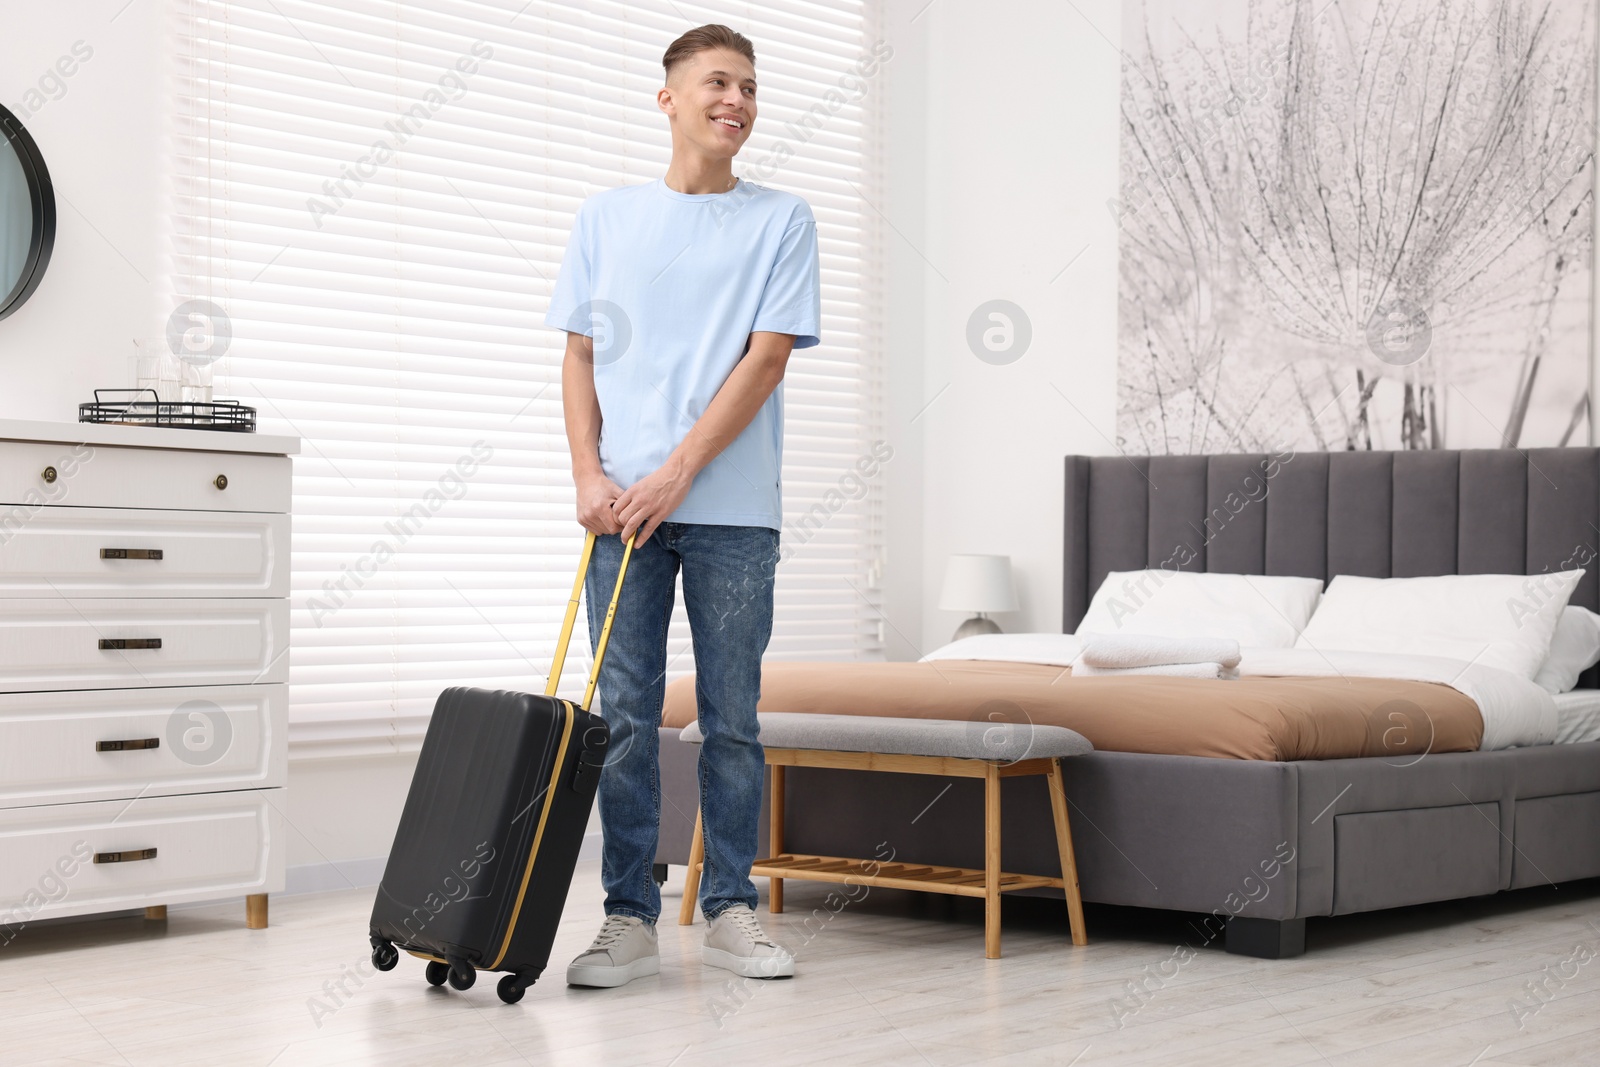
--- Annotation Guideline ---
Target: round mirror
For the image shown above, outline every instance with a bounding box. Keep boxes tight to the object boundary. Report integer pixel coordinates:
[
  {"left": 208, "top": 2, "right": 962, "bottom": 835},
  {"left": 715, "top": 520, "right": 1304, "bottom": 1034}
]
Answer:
[{"left": 0, "top": 103, "right": 55, "bottom": 322}]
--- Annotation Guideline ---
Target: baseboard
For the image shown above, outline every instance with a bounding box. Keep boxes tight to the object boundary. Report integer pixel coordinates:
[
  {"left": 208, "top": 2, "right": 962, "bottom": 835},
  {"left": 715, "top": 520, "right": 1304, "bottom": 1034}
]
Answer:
[
  {"left": 277, "top": 831, "right": 605, "bottom": 898},
  {"left": 285, "top": 855, "right": 391, "bottom": 896}
]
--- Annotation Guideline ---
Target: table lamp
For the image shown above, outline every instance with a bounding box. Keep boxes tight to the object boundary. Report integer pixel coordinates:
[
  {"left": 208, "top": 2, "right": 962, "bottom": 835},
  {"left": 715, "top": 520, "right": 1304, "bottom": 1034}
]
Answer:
[{"left": 938, "top": 553, "right": 1018, "bottom": 642}]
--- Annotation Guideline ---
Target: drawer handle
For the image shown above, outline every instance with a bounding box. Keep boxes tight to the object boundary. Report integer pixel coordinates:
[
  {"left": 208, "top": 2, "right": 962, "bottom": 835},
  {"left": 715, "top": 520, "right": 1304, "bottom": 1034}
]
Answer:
[
  {"left": 214, "top": 474, "right": 229, "bottom": 490},
  {"left": 99, "top": 638, "right": 163, "bottom": 650},
  {"left": 101, "top": 548, "right": 165, "bottom": 561},
  {"left": 94, "top": 848, "right": 158, "bottom": 864},
  {"left": 41, "top": 466, "right": 57, "bottom": 484},
  {"left": 96, "top": 738, "right": 160, "bottom": 752}
]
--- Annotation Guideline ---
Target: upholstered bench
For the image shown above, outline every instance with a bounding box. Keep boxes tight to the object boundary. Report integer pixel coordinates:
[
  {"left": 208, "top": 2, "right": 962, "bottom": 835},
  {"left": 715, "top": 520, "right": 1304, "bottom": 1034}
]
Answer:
[{"left": 676, "top": 712, "right": 1092, "bottom": 958}]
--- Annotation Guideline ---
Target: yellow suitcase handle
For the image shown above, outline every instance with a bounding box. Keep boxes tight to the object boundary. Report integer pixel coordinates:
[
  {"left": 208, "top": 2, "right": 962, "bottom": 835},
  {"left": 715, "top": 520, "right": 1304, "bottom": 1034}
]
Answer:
[{"left": 545, "top": 528, "right": 638, "bottom": 710}]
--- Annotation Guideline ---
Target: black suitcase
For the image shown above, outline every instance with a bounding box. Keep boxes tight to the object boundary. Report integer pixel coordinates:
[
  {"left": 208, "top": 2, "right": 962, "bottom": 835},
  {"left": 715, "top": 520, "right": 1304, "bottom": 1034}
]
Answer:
[{"left": 367, "top": 529, "right": 636, "bottom": 1003}]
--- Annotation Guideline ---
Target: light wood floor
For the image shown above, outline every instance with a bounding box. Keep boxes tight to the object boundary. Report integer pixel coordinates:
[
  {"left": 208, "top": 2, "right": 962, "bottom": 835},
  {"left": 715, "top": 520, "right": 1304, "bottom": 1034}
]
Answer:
[{"left": 6, "top": 862, "right": 1599, "bottom": 1066}]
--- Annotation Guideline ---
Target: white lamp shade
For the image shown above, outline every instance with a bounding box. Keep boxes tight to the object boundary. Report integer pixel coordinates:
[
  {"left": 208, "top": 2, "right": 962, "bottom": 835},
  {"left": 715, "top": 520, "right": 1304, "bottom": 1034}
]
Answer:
[{"left": 937, "top": 554, "right": 1018, "bottom": 613}]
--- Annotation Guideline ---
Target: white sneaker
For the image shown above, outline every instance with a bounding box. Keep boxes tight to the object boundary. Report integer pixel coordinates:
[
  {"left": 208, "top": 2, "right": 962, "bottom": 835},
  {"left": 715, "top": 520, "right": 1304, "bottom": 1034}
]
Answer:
[
  {"left": 703, "top": 904, "right": 796, "bottom": 979},
  {"left": 566, "top": 914, "right": 660, "bottom": 988}
]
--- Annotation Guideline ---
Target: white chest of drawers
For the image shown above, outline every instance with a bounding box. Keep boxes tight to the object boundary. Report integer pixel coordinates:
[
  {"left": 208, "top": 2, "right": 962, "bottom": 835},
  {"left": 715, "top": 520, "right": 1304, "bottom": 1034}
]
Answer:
[{"left": 0, "top": 418, "right": 297, "bottom": 937}]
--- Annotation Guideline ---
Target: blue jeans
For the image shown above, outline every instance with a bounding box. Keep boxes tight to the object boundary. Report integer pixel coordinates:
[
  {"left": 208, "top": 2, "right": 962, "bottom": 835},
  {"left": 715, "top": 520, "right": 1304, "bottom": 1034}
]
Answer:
[{"left": 583, "top": 521, "right": 778, "bottom": 924}]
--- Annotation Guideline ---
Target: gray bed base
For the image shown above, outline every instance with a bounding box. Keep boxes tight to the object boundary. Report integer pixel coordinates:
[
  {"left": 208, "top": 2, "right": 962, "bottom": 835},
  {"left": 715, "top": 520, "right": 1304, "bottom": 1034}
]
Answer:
[{"left": 652, "top": 449, "right": 1600, "bottom": 957}]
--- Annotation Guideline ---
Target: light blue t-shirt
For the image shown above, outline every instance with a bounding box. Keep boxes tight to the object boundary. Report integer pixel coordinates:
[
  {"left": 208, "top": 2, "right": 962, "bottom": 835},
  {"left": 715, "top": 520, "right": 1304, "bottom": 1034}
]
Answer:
[{"left": 543, "top": 177, "right": 823, "bottom": 531}]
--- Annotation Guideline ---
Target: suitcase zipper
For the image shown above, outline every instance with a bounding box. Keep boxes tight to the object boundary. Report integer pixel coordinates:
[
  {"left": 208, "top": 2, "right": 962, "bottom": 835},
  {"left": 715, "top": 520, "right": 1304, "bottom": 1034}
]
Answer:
[{"left": 486, "top": 697, "right": 576, "bottom": 970}]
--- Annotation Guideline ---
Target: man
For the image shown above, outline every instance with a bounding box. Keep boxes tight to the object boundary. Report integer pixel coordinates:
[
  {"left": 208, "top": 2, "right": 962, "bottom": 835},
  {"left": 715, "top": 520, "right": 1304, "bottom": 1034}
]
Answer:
[{"left": 543, "top": 23, "right": 821, "bottom": 987}]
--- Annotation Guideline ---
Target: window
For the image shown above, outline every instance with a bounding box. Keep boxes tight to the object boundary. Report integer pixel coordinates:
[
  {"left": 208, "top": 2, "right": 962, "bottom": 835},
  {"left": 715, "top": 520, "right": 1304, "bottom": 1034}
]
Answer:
[{"left": 172, "top": 0, "right": 886, "bottom": 756}]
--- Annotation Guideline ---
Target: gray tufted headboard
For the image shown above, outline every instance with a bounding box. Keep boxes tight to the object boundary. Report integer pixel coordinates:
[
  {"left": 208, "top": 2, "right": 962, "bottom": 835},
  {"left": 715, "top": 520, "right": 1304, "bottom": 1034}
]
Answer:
[{"left": 1062, "top": 449, "right": 1600, "bottom": 686}]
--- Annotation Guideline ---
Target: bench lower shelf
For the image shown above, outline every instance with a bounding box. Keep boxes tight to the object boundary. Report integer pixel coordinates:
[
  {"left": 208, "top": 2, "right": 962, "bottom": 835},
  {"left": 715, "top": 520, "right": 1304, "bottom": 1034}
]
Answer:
[
  {"left": 679, "top": 749, "right": 1087, "bottom": 957},
  {"left": 750, "top": 852, "right": 1065, "bottom": 898}
]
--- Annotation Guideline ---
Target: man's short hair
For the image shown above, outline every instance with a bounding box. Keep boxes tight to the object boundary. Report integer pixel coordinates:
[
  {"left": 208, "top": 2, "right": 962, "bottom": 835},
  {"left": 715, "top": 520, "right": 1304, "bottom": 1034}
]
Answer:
[{"left": 663, "top": 24, "right": 756, "bottom": 83}]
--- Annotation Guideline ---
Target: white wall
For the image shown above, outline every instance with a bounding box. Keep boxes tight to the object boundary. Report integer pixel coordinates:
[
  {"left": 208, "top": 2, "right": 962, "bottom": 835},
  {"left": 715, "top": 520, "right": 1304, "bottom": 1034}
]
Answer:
[
  {"left": 882, "top": 0, "right": 1123, "bottom": 653},
  {"left": 0, "top": 3, "right": 171, "bottom": 419},
  {"left": 877, "top": 0, "right": 929, "bottom": 662},
  {"left": 281, "top": 756, "right": 421, "bottom": 890}
]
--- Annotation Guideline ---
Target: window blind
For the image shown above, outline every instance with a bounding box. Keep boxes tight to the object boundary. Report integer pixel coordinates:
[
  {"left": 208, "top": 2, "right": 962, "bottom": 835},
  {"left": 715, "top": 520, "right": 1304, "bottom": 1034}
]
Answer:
[{"left": 172, "top": 0, "right": 886, "bottom": 758}]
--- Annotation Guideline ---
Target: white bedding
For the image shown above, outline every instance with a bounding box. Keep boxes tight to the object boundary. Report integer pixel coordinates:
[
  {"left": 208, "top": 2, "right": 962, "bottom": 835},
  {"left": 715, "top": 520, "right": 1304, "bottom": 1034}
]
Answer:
[
  {"left": 921, "top": 633, "right": 1559, "bottom": 751},
  {"left": 1076, "top": 571, "right": 1323, "bottom": 647},
  {"left": 921, "top": 632, "right": 1083, "bottom": 667},
  {"left": 1079, "top": 632, "right": 1242, "bottom": 669},
  {"left": 1553, "top": 689, "right": 1600, "bottom": 744},
  {"left": 1074, "top": 661, "right": 1238, "bottom": 680},
  {"left": 1232, "top": 648, "right": 1555, "bottom": 751},
  {"left": 1295, "top": 572, "right": 1581, "bottom": 680}
]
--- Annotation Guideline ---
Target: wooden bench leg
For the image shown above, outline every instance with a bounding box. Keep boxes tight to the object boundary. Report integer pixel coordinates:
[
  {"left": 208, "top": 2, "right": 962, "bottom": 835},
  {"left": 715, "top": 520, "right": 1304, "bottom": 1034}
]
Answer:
[
  {"left": 678, "top": 808, "right": 704, "bottom": 925},
  {"left": 1047, "top": 759, "right": 1087, "bottom": 946},
  {"left": 246, "top": 893, "right": 268, "bottom": 930},
  {"left": 984, "top": 763, "right": 1001, "bottom": 959},
  {"left": 770, "top": 764, "right": 785, "bottom": 914},
  {"left": 144, "top": 905, "right": 167, "bottom": 921}
]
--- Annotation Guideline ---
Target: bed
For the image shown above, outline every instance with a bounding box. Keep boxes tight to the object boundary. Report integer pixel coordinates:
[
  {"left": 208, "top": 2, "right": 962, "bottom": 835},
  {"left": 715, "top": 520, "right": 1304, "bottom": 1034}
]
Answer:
[{"left": 650, "top": 448, "right": 1600, "bottom": 957}]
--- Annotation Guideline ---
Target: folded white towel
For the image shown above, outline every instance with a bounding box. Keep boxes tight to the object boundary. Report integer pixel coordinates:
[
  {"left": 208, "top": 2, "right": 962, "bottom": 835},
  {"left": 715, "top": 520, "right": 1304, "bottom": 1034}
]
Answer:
[
  {"left": 1079, "top": 631, "right": 1242, "bottom": 670},
  {"left": 1073, "top": 661, "right": 1239, "bottom": 680}
]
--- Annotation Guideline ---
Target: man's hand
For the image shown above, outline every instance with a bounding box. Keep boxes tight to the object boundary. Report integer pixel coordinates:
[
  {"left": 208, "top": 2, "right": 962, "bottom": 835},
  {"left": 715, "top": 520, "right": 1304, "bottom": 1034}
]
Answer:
[
  {"left": 576, "top": 469, "right": 626, "bottom": 536},
  {"left": 612, "top": 458, "right": 694, "bottom": 545},
  {"left": 570, "top": 331, "right": 793, "bottom": 546}
]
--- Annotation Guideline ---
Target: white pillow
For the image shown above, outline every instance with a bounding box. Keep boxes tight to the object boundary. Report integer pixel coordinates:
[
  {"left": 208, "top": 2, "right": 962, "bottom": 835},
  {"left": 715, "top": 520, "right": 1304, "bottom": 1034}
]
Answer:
[
  {"left": 1295, "top": 572, "right": 1584, "bottom": 680},
  {"left": 1077, "top": 570, "right": 1324, "bottom": 648},
  {"left": 1533, "top": 606, "right": 1600, "bottom": 693}
]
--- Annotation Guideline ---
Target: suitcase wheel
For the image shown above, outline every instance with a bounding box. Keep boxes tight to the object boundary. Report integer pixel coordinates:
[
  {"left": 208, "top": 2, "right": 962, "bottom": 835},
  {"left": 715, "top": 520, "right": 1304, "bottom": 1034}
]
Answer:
[
  {"left": 497, "top": 972, "right": 535, "bottom": 1004},
  {"left": 425, "top": 961, "right": 450, "bottom": 987},
  {"left": 370, "top": 940, "right": 399, "bottom": 972},
  {"left": 447, "top": 959, "right": 476, "bottom": 991}
]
